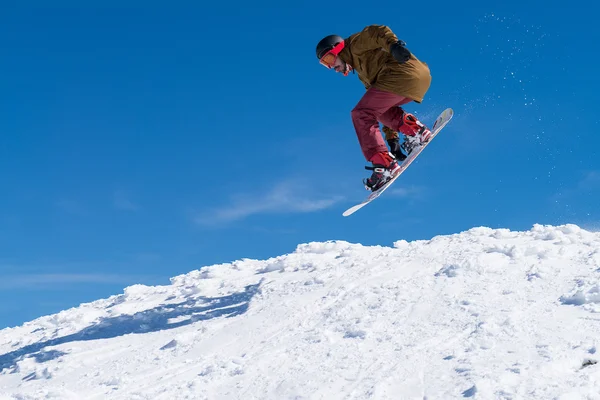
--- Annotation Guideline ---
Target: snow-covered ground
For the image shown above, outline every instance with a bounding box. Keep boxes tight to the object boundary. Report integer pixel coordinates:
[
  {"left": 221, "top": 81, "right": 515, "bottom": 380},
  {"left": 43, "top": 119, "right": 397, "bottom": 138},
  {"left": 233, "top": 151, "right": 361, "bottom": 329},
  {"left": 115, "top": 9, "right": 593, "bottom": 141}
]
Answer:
[{"left": 1, "top": 224, "right": 600, "bottom": 399}]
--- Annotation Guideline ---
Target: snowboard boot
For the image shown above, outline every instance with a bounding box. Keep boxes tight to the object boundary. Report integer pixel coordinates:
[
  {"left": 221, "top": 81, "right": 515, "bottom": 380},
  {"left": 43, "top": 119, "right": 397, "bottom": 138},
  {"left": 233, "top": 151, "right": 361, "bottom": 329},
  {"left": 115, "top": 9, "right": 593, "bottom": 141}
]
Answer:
[
  {"left": 363, "top": 152, "right": 401, "bottom": 192},
  {"left": 387, "top": 137, "right": 407, "bottom": 162},
  {"left": 398, "top": 113, "right": 432, "bottom": 155}
]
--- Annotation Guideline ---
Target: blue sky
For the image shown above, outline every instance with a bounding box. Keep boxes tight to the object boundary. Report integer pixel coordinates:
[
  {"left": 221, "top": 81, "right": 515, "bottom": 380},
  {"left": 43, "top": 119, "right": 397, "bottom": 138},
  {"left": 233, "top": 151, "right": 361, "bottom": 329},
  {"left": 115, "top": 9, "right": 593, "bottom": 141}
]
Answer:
[{"left": 0, "top": 2, "right": 597, "bottom": 328}]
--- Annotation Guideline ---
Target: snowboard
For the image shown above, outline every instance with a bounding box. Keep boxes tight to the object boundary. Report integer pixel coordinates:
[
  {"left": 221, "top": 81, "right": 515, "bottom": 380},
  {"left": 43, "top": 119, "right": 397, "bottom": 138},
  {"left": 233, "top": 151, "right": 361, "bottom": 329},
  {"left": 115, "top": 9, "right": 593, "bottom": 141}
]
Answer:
[{"left": 342, "top": 108, "right": 454, "bottom": 217}]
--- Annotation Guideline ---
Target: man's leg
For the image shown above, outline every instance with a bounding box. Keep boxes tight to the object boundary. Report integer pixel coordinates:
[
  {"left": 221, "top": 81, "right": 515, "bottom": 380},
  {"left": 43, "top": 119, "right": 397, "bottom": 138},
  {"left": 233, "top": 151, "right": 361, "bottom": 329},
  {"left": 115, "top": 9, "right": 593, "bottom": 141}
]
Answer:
[
  {"left": 378, "top": 97, "right": 413, "bottom": 135},
  {"left": 379, "top": 98, "right": 431, "bottom": 142},
  {"left": 350, "top": 87, "right": 410, "bottom": 162}
]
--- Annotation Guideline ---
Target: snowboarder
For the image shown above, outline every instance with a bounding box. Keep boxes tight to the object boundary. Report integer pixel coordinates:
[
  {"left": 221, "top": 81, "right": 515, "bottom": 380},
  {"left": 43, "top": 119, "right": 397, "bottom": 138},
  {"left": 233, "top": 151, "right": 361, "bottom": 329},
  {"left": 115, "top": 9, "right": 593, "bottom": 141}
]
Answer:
[{"left": 316, "top": 25, "right": 433, "bottom": 191}]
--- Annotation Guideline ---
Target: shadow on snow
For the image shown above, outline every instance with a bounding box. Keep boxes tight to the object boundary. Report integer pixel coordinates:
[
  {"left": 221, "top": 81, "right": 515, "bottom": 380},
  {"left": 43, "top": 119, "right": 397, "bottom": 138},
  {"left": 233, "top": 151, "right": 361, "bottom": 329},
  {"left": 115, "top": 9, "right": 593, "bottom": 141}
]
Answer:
[{"left": 0, "top": 282, "right": 261, "bottom": 375}]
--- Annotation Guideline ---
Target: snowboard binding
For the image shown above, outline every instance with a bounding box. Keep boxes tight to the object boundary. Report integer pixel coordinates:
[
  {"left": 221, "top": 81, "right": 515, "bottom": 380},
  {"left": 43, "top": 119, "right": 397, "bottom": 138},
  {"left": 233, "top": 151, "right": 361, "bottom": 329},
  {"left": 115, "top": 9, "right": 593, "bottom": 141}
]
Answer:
[{"left": 363, "top": 164, "right": 399, "bottom": 192}]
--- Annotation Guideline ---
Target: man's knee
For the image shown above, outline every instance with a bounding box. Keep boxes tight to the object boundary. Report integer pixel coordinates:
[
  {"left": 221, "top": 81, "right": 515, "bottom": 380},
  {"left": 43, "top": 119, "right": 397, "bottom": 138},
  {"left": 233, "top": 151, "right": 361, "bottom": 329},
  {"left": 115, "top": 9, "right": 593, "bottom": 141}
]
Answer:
[
  {"left": 350, "top": 106, "right": 362, "bottom": 123},
  {"left": 351, "top": 106, "right": 376, "bottom": 126}
]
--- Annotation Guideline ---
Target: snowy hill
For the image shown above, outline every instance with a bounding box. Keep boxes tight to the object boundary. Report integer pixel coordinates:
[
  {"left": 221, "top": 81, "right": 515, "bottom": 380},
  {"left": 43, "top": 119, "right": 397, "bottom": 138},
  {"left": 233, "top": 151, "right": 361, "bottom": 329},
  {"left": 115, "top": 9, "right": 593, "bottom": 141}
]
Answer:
[{"left": 1, "top": 224, "right": 600, "bottom": 399}]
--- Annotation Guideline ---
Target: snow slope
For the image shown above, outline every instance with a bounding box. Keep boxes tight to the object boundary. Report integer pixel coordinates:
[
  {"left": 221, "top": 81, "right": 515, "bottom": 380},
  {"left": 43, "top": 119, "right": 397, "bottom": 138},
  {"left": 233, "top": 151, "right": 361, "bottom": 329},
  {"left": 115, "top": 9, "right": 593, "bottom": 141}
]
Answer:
[{"left": 1, "top": 224, "right": 600, "bottom": 399}]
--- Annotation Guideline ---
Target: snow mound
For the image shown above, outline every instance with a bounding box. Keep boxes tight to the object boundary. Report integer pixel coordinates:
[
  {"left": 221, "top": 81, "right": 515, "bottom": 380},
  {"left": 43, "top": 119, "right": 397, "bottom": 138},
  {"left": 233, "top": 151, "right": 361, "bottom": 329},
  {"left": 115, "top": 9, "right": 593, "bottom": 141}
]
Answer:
[{"left": 1, "top": 224, "right": 600, "bottom": 399}]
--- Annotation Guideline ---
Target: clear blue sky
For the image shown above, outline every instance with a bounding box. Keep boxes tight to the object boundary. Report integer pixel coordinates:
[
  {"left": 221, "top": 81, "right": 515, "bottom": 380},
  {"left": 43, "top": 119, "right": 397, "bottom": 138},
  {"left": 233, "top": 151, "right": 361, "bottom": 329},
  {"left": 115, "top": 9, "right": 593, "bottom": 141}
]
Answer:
[{"left": 0, "top": 2, "right": 597, "bottom": 328}]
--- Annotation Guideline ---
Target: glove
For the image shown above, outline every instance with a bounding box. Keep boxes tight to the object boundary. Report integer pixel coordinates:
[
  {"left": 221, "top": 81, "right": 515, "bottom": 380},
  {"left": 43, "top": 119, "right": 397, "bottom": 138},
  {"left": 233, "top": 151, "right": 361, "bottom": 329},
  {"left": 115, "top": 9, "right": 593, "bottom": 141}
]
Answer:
[
  {"left": 390, "top": 40, "right": 411, "bottom": 64},
  {"left": 387, "top": 138, "right": 407, "bottom": 161}
]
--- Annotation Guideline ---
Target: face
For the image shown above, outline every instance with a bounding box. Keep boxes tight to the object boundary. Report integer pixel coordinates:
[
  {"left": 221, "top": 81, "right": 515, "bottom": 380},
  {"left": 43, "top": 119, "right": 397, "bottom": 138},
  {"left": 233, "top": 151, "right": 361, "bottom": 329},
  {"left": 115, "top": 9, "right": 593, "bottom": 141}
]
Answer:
[{"left": 332, "top": 57, "right": 346, "bottom": 74}]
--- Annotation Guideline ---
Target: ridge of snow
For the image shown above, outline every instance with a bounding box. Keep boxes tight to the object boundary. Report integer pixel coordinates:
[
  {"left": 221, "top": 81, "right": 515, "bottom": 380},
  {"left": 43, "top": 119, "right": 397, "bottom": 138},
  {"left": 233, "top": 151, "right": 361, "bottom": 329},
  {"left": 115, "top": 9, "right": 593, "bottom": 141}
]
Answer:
[{"left": 1, "top": 224, "right": 600, "bottom": 399}]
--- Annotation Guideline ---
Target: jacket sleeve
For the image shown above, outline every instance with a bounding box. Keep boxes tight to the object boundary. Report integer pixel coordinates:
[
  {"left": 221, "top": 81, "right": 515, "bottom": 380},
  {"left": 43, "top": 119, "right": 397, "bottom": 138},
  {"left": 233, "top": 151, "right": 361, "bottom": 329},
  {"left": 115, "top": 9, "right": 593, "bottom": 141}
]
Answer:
[{"left": 347, "top": 25, "right": 398, "bottom": 55}]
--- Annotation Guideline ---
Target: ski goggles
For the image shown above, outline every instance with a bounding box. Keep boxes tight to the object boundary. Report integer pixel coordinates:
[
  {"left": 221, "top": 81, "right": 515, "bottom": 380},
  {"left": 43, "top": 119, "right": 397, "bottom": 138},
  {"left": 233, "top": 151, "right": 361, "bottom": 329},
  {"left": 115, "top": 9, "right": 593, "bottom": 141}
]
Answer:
[{"left": 319, "top": 41, "right": 345, "bottom": 69}]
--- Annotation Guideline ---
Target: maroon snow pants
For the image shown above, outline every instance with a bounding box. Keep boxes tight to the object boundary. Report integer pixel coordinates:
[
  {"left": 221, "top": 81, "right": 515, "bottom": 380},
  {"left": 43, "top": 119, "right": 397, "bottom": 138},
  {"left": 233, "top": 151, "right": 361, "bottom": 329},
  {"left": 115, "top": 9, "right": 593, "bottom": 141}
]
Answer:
[{"left": 351, "top": 87, "right": 413, "bottom": 161}]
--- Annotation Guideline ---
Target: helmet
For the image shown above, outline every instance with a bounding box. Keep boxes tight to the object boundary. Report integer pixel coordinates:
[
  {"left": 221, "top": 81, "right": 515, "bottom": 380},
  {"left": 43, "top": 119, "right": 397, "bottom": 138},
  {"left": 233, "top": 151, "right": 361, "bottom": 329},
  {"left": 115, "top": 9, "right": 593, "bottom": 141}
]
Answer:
[{"left": 316, "top": 35, "right": 344, "bottom": 59}]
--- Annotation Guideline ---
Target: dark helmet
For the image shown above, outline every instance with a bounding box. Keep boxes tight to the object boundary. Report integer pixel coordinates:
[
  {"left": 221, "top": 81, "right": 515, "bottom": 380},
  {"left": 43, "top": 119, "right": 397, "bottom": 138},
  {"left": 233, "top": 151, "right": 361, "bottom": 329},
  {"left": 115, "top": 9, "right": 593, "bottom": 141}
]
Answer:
[{"left": 316, "top": 34, "right": 344, "bottom": 59}]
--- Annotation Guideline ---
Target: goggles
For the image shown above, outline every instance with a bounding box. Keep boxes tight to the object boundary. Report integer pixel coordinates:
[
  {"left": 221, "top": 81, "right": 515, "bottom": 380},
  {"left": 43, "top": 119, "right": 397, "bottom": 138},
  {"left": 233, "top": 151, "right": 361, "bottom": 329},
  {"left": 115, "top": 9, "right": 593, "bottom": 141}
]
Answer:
[{"left": 319, "top": 41, "right": 345, "bottom": 69}]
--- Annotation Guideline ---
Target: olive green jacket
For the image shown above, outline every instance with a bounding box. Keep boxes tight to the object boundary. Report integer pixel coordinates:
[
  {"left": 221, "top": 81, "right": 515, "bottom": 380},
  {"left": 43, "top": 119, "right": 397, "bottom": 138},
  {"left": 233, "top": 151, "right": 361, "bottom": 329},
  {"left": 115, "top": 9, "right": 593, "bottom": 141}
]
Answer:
[{"left": 339, "top": 25, "right": 432, "bottom": 104}]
